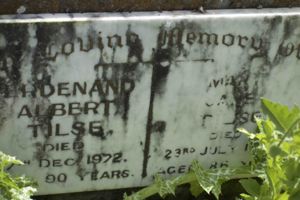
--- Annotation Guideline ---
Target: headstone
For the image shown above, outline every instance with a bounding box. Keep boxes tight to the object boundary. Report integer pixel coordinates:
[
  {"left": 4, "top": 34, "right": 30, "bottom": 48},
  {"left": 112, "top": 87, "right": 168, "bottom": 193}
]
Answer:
[{"left": 0, "top": 9, "right": 300, "bottom": 195}]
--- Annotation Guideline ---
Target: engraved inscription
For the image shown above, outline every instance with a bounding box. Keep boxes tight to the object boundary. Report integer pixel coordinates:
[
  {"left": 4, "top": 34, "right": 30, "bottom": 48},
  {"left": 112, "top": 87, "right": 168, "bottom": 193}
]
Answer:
[{"left": 0, "top": 10, "right": 299, "bottom": 195}]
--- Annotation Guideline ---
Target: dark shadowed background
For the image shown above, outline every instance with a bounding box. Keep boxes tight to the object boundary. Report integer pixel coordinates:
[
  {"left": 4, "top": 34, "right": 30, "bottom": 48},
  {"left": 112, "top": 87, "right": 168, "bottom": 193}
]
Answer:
[{"left": 1, "top": 0, "right": 300, "bottom": 14}]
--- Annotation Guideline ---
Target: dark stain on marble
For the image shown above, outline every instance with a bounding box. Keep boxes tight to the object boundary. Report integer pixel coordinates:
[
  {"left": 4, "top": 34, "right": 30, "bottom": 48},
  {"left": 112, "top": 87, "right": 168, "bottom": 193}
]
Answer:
[{"left": 0, "top": 23, "right": 29, "bottom": 127}]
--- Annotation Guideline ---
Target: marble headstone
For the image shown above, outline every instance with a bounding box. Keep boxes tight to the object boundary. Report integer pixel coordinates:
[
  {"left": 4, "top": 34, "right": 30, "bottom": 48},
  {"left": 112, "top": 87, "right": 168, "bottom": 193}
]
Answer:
[{"left": 0, "top": 9, "right": 299, "bottom": 195}]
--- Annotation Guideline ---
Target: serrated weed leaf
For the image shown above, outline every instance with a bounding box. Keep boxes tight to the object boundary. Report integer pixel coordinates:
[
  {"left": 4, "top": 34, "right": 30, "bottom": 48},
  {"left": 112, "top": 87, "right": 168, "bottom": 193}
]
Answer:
[
  {"left": 191, "top": 160, "right": 214, "bottom": 195},
  {"left": 238, "top": 128, "right": 256, "bottom": 139},
  {"left": 0, "top": 152, "right": 23, "bottom": 170},
  {"left": 191, "top": 161, "right": 249, "bottom": 199},
  {"left": 0, "top": 152, "right": 36, "bottom": 200},
  {"left": 262, "top": 119, "right": 276, "bottom": 140},
  {"left": 261, "top": 98, "right": 300, "bottom": 133},
  {"left": 189, "top": 181, "right": 203, "bottom": 197},
  {"left": 123, "top": 193, "right": 142, "bottom": 200},
  {"left": 154, "top": 174, "right": 179, "bottom": 198}
]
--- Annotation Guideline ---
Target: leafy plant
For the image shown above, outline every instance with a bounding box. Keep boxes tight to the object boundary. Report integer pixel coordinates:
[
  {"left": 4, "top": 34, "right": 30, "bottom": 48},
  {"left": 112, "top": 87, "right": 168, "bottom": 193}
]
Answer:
[
  {"left": 124, "top": 98, "right": 300, "bottom": 200},
  {"left": 0, "top": 151, "right": 37, "bottom": 200},
  {"left": 238, "top": 98, "right": 300, "bottom": 200},
  {"left": 124, "top": 163, "right": 255, "bottom": 200}
]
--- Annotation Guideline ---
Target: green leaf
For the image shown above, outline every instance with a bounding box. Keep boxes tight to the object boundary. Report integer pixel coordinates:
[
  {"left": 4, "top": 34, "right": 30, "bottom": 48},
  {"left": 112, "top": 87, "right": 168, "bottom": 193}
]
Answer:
[
  {"left": 189, "top": 181, "right": 203, "bottom": 197},
  {"left": 0, "top": 152, "right": 24, "bottom": 167},
  {"left": 155, "top": 174, "right": 179, "bottom": 198},
  {"left": 269, "top": 144, "right": 284, "bottom": 158},
  {"left": 240, "top": 193, "right": 256, "bottom": 200},
  {"left": 262, "top": 119, "right": 276, "bottom": 139},
  {"left": 290, "top": 190, "right": 300, "bottom": 200},
  {"left": 277, "top": 192, "right": 289, "bottom": 200},
  {"left": 239, "top": 179, "right": 260, "bottom": 197},
  {"left": 283, "top": 157, "right": 300, "bottom": 185},
  {"left": 261, "top": 98, "right": 300, "bottom": 133},
  {"left": 255, "top": 133, "right": 267, "bottom": 141},
  {"left": 238, "top": 128, "right": 256, "bottom": 139},
  {"left": 293, "top": 134, "right": 300, "bottom": 144},
  {"left": 191, "top": 161, "right": 245, "bottom": 199},
  {"left": 191, "top": 161, "right": 214, "bottom": 195},
  {"left": 123, "top": 193, "right": 142, "bottom": 200},
  {"left": 0, "top": 151, "right": 36, "bottom": 200}
]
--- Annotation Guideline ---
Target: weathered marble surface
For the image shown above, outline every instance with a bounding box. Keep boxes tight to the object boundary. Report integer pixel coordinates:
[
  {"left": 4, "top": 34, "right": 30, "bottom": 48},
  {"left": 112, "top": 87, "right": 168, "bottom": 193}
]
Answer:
[{"left": 0, "top": 9, "right": 300, "bottom": 195}]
